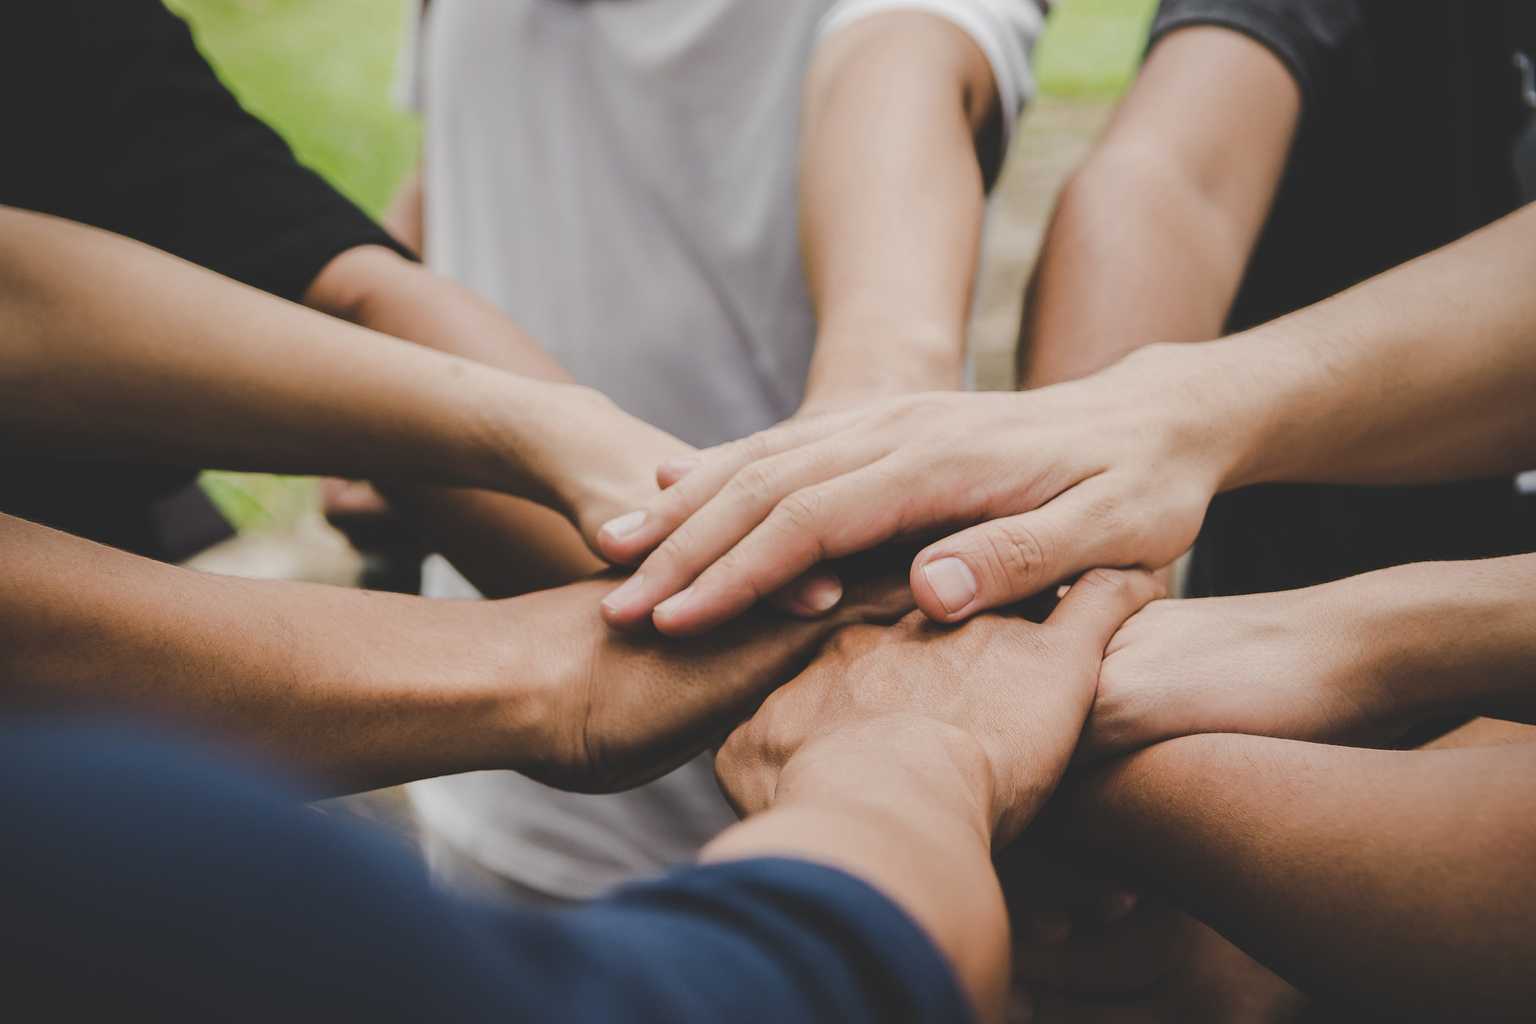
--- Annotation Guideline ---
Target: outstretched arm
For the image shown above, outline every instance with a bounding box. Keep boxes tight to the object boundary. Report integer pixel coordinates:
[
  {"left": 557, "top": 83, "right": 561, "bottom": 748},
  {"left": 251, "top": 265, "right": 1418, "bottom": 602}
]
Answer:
[
  {"left": 307, "top": 241, "right": 624, "bottom": 594},
  {"left": 795, "top": 4, "right": 1040, "bottom": 409},
  {"left": 1020, "top": 25, "right": 1299, "bottom": 386},
  {"left": 1086, "top": 552, "right": 1536, "bottom": 758},
  {"left": 715, "top": 570, "right": 1161, "bottom": 1020},
  {"left": 594, "top": 201, "right": 1536, "bottom": 634},
  {"left": 0, "top": 208, "right": 678, "bottom": 528},
  {"left": 1062, "top": 733, "right": 1536, "bottom": 1020},
  {"left": 0, "top": 511, "right": 910, "bottom": 797}
]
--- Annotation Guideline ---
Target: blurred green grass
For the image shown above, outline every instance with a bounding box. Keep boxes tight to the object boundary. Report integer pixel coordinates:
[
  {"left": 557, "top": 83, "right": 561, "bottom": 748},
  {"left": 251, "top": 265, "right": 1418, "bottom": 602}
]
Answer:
[
  {"left": 168, "top": 0, "right": 1152, "bottom": 528},
  {"left": 1037, "top": 0, "right": 1158, "bottom": 97},
  {"left": 166, "top": 0, "right": 418, "bottom": 218}
]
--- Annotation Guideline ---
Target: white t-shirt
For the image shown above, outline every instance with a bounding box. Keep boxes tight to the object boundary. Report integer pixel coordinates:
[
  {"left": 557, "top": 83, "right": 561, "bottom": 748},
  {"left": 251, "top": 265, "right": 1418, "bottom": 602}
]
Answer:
[{"left": 406, "top": 0, "right": 1044, "bottom": 900}]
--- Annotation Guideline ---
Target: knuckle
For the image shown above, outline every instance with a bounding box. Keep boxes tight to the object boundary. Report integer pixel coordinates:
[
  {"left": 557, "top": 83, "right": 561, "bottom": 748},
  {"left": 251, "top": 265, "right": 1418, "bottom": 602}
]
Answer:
[
  {"left": 730, "top": 462, "right": 783, "bottom": 506},
  {"left": 740, "top": 429, "right": 779, "bottom": 463},
  {"left": 716, "top": 720, "right": 751, "bottom": 771},
  {"left": 982, "top": 523, "right": 1050, "bottom": 590},
  {"left": 774, "top": 488, "right": 828, "bottom": 536},
  {"left": 649, "top": 526, "right": 701, "bottom": 578}
]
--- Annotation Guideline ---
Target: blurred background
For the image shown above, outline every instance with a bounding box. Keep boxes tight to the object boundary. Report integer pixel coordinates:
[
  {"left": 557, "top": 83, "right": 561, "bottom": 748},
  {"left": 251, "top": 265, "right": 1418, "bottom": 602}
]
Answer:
[{"left": 167, "top": 0, "right": 1155, "bottom": 569}]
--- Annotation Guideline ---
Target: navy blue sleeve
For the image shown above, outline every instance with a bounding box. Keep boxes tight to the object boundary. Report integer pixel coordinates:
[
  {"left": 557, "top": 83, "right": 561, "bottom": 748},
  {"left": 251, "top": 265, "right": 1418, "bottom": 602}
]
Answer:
[{"left": 0, "top": 718, "right": 972, "bottom": 1024}]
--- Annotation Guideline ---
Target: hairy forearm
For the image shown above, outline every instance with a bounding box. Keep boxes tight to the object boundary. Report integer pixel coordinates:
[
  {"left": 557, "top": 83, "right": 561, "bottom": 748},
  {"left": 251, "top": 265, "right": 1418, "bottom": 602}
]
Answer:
[
  {"left": 798, "top": 12, "right": 993, "bottom": 405},
  {"left": 0, "top": 208, "right": 581, "bottom": 499},
  {"left": 1065, "top": 734, "right": 1536, "bottom": 1019},
  {"left": 1021, "top": 27, "right": 1299, "bottom": 387},
  {"left": 0, "top": 514, "right": 546, "bottom": 794},
  {"left": 705, "top": 724, "right": 1009, "bottom": 1021},
  {"left": 1208, "top": 203, "right": 1536, "bottom": 488}
]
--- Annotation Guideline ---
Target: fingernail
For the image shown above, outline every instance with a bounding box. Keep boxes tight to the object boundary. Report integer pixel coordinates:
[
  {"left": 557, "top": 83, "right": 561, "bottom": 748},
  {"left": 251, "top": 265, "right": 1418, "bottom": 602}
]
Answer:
[
  {"left": 653, "top": 585, "right": 699, "bottom": 623},
  {"left": 600, "top": 573, "right": 649, "bottom": 617},
  {"left": 659, "top": 456, "right": 700, "bottom": 481},
  {"left": 922, "top": 557, "right": 977, "bottom": 614},
  {"left": 1025, "top": 911, "right": 1073, "bottom": 946},
  {"left": 600, "top": 510, "right": 647, "bottom": 542},
  {"left": 793, "top": 576, "right": 843, "bottom": 614}
]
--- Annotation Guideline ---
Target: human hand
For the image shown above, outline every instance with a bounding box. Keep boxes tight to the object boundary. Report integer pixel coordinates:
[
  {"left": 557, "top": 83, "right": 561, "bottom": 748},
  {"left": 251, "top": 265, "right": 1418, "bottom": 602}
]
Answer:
[
  {"left": 512, "top": 384, "right": 697, "bottom": 553},
  {"left": 503, "top": 565, "right": 915, "bottom": 794},
  {"left": 1081, "top": 583, "right": 1407, "bottom": 761},
  {"left": 595, "top": 344, "right": 1235, "bottom": 635},
  {"left": 716, "top": 570, "right": 1161, "bottom": 843}
]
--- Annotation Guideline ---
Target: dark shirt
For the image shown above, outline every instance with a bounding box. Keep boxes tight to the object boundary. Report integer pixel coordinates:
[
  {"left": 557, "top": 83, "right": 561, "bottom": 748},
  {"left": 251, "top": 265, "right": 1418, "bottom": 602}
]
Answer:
[
  {"left": 1, "top": 0, "right": 412, "bottom": 560},
  {"left": 0, "top": 719, "right": 972, "bottom": 1024},
  {"left": 1149, "top": 1, "right": 1536, "bottom": 596}
]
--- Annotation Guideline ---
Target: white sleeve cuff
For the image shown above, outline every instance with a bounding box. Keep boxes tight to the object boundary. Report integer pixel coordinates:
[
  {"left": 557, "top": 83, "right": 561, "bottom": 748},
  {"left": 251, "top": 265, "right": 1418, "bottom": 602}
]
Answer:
[{"left": 818, "top": 0, "right": 1047, "bottom": 147}]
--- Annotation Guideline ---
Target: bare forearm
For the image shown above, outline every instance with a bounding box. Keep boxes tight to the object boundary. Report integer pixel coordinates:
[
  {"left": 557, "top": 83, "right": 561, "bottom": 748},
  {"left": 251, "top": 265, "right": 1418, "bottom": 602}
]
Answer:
[
  {"left": 799, "top": 12, "right": 993, "bottom": 405},
  {"left": 1351, "top": 554, "right": 1536, "bottom": 725},
  {"left": 1022, "top": 27, "right": 1299, "bottom": 387},
  {"left": 0, "top": 208, "right": 574, "bottom": 498},
  {"left": 308, "top": 245, "right": 639, "bottom": 588},
  {"left": 1066, "top": 734, "right": 1536, "bottom": 1019},
  {"left": 1020, "top": 152, "right": 1250, "bottom": 386},
  {"left": 1214, "top": 203, "right": 1536, "bottom": 488},
  {"left": 0, "top": 514, "right": 545, "bottom": 794}
]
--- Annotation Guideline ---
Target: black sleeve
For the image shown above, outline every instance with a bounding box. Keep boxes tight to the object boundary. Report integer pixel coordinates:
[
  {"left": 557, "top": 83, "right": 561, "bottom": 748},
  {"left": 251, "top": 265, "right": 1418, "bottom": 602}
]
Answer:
[
  {"left": 2, "top": 0, "right": 413, "bottom": 303},
  {"left": 1147, "top": 0, "right": 1365, "bottom": 115}
]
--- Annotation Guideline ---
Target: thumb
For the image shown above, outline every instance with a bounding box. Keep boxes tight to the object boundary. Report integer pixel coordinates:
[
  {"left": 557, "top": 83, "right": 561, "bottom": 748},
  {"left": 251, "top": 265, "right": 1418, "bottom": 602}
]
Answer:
[
  {"left": 1045, "top": 569, "right": 1163, "bottom": 656},
  {"left": 911, "top": 494, "right": 1101, "bottom": 623}
]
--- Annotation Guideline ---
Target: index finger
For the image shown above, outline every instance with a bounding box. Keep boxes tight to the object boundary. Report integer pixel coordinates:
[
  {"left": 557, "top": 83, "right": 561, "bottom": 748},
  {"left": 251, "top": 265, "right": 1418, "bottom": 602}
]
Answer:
[{"left": 595, "top": 410, "right": 864, "bottom": 566}]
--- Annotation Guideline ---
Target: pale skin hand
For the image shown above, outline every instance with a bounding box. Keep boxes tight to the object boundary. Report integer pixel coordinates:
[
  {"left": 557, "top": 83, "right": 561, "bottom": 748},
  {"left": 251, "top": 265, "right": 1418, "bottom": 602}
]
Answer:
[
  {"left": 1083, "top": 554, "right": 1536, "bottom": 760},
  {"left": 0, "top": 513, "right": 912, "bottom": 798},
  {"left": 600, "top": 349, "right": 1232, "bottom": 634},
  {"left": 712, "top": 570, "right": 1161, "bottom": 1022},
  {"left": 598, "top": 202, "right": 1536, "bottom": 635},
  {"left": 1019, "top": 26, "right": 1300, "bottom": 387}
]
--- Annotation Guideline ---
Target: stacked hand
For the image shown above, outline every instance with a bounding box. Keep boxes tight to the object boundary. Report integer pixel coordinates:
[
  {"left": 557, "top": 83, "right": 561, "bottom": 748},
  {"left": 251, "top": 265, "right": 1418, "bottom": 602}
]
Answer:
[
  {"left": 498, "top": 568, "right": 914, "bottom": 794},
  {"left": 517, "top": 384, "right": 698, "bottom": 544},
  {"left": 1079, "top": 566, "right": 1465, "bottom": 761},
  {"left": 716, "top": 570, "right": 1161, "bottom": 843},
  {"left": 593, "top": 344, "right": 1233, "bottom": 635}
]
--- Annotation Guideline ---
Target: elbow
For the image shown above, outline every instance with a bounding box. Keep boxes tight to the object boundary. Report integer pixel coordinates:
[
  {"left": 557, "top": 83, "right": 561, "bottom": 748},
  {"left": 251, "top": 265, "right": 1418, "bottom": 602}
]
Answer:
[{"left": 303, "top": 244, "right": 417, "bottom": 325}]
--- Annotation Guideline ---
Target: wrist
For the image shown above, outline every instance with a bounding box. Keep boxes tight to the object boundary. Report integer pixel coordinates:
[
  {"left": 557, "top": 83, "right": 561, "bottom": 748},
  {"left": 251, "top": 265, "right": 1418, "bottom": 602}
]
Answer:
[
  {"left": 775, "top": 717, "right": 998, "bottom": 844},
  {"left": 361, "top": 596, "right": 561, "bottom": 776},
  {"left": 467, "top": 377, "right": 608, "bottom": 509},
  {"left": 1105, "top": 341, "right": 1258, "bottom": 494},
  {"left": 803, "top": 320, "right": 966, "bottom": 412}
]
